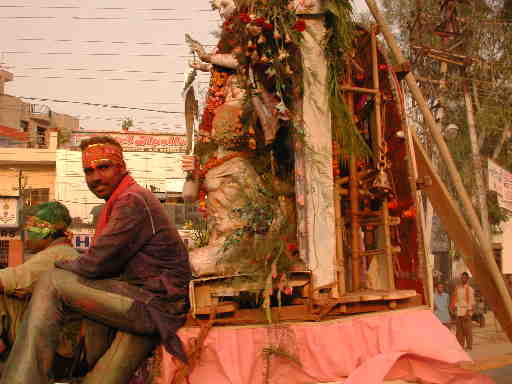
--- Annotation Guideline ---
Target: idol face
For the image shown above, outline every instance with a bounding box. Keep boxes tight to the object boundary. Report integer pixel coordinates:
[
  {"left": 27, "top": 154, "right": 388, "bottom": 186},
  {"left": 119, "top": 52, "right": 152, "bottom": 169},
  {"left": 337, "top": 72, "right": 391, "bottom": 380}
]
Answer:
[
  {"left": 211, "top": 0, "right": 236, "bottom": 19},
  {"left": 83, "top": 159, "right": 126, "bottom": 200}
]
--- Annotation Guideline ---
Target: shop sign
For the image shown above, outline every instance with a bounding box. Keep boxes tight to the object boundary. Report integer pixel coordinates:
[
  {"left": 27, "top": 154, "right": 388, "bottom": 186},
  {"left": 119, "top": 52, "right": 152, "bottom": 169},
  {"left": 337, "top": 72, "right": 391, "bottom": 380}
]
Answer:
[
  {"left": 0, "top": 197, "right": 19, "bottom": 228},
  {"left": 0, "top": 229, "right": 19, "bottom": 239},
  {"left": 71, "top": 228, "right": 95, "bottom": 251},
  {"left": 68, "top": 132, "right": 187, "bottom": 153},
  {"left": 488, "top": 159, "right": 512, "bottom": 212}
]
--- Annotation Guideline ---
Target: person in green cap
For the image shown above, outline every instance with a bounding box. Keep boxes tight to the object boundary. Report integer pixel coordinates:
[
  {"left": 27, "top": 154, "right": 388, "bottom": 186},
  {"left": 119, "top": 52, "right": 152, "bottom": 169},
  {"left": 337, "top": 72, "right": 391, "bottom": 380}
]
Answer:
[{"left": 0, "top": 201, "right": 80, "bottom": 361}]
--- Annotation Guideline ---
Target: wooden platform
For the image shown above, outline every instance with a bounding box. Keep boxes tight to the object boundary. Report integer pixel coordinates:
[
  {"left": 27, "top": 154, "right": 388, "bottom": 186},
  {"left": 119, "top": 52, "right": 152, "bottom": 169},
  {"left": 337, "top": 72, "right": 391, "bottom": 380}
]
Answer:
[{"left": 187, "top": 272, "right": 421, "bottom": 326}]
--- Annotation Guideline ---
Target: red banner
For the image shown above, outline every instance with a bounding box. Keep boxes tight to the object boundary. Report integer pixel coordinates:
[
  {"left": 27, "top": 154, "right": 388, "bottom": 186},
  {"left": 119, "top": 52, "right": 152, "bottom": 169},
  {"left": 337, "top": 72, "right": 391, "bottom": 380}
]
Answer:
[{"left": 67, "top": 131, "right": 187, "bottom": 153}]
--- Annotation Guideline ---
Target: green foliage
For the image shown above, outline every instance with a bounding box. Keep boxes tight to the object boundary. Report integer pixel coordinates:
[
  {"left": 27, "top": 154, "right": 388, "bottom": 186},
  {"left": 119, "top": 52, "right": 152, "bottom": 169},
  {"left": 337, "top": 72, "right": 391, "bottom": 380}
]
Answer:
[
  {"left": 382, "top": 0, "right": 512, "bottom": 226},
  {"left": 325, "top": 0, "right": 370, "bottom": 158},
  {"left": 218, "top": 178, "right": 298, "bottom": 281},
  {"left": 57, "top": 126, "right": 72, "bottom": 146},
  {"left": 121, "top": 117, "right": 133, "bottom": 131}
]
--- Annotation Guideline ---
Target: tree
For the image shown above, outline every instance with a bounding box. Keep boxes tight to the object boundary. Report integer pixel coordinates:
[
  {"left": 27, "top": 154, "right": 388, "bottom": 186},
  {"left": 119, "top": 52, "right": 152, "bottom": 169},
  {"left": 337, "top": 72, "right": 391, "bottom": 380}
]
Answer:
[
  {"left": 121, "top": 118, "right": 134, "bottom": 131},
  {"left": 381, "top": 0, "right": 512, "bottom": 230}
]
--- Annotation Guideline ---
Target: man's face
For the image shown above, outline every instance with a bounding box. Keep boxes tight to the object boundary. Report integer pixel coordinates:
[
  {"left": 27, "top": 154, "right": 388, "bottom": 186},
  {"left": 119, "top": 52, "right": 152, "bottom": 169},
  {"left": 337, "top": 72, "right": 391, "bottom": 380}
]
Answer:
[
  {"left": 437, "top": 283, "right": 445, "bottom": 293},
  {"left": 83, "top": 160, "right": 126, "bottom": 200},
  {"left": 461, "top": 274, "right": 469, "bottom": 285}
]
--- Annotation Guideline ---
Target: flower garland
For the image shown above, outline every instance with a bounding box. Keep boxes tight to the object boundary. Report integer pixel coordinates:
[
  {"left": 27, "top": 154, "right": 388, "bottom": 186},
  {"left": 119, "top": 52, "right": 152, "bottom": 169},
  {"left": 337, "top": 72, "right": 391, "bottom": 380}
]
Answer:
[{"left": 198, "top": 69, "right": 231, "bottom": 142}]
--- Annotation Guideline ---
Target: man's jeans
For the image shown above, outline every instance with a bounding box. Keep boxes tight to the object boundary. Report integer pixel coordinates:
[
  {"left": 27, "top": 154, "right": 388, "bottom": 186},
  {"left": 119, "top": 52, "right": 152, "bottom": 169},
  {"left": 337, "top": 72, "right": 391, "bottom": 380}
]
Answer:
[{"left": 0, "top": 269, "right": 159, "bottom": 384}]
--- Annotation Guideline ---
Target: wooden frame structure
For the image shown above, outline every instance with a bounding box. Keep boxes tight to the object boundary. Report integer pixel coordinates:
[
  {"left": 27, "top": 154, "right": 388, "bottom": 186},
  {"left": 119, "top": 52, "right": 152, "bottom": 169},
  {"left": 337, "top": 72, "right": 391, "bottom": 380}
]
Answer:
[{"left": 364, "top": 0, "right": 512, "bottom": 342}]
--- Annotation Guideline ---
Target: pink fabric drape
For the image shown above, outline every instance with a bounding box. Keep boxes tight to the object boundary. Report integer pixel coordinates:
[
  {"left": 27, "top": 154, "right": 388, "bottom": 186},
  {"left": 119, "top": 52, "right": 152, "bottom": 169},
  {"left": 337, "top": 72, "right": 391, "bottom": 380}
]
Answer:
[{"left": 159, "top": 308, "right": 494, "bottom": 384}]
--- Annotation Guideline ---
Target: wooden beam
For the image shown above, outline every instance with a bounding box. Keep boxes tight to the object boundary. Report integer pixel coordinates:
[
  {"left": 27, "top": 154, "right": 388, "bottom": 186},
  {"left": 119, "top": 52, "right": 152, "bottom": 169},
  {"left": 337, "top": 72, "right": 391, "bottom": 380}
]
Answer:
[
  {"left": 365, "top": 0, "right": 512, "bottom": 343},
  {"left": 340, "top": 85, "right": 379, "bottom": 94},
  {"left": 412, "top": 131, "right": 512, "bottom": 341}
]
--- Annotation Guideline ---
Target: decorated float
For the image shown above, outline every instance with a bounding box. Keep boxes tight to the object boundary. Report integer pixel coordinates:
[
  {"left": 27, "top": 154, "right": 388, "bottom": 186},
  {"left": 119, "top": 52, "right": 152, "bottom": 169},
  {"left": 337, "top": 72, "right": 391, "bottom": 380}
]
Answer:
[{"left": 146, "top": 0, "right": 512, "bottom": 383}]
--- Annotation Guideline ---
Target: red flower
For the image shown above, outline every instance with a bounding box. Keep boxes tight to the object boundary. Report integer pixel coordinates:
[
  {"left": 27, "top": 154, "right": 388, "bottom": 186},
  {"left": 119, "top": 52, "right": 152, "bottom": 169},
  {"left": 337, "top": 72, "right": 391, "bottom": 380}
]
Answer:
[
  {"left": 254, "top": 17, "right": 266, "bottom": 27},
  {"left": 292, "top": 19, "right": 306, "bottom": 32},
  {"left": 286, "top": 243, "right": 298, "bottom": 253},
  {"left": 239, "top": 13, "right": 251, "bottom": 23},
  {"left": 263, "top": 22, "right": 274, "bottom": 31}
]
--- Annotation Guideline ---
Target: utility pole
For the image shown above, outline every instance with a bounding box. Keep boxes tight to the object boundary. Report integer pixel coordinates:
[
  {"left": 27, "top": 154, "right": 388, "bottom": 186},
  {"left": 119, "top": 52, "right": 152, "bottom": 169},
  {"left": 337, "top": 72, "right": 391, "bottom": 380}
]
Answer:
[{"left": 11, "top": 169, "right": 27, "bottom": 240}]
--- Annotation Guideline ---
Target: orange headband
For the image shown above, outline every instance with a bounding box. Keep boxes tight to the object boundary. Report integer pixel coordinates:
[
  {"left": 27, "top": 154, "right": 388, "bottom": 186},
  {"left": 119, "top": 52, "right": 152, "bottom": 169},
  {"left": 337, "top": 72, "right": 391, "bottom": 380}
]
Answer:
[{"left": 82, "top": 143, "right": 124, "bottom": 168}]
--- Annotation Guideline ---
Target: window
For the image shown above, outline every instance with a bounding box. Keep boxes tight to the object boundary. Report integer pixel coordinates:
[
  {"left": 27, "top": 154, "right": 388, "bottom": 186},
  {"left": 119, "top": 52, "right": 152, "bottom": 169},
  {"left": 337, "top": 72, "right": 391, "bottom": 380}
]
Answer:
[
  {"left": 20, "top": 120, "right": 29, "bottom": 132},
  {"left": 163, "top": 200, "right": 201, "bottom": 229},
  {"left": 24, "top": 188, "right": 50, "bottom": 207},
  {"left": 0, "top": 240, "right": 9, "bottom": 268},
  {"left": 37, "top": 126, "right": 47, "bottom": 148}
]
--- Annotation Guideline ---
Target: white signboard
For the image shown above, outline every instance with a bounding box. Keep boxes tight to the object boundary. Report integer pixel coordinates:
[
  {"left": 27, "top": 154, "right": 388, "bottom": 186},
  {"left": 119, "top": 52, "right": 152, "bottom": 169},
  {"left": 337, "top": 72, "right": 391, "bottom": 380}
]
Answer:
[
  {"left": 0, "top": 197, "right": 19, "bottom": 228},
  {"left": 488, "top": 159, "right": 512, "bottom": 212}
]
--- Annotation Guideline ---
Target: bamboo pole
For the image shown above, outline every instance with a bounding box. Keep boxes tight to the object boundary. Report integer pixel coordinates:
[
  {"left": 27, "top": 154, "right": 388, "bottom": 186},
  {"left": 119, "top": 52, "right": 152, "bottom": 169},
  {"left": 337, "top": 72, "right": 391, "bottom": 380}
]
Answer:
[
  {"left": 346, "top": 58, "right": 361, "bottom": 291},
  {"left": 334, "top": 185, "right": 346, "bottom": 296},
  {"left": 340, "top": 85, "right": 379, "bottom": 94},
  {"left": 349, "top": 156, "right": 361, "bottom": 291},
  {"left": 463, "top": 82, "right": 491, "bottom": 244},
  {"left": 492, "top": 122, "right": 510, "bottom": 160},
  {"left": 371, "top": 25, "right": 395, "bottom": 289},
  {"left": 364, "top": 0, "right": 512, "bottom": 340}
]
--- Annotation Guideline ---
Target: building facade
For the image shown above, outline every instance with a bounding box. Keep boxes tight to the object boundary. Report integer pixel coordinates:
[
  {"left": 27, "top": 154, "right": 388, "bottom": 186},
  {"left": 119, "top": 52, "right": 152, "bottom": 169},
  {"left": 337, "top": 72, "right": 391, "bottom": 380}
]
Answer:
[{"left": 0, "top": 69, "right": 80, "bottom": 266}]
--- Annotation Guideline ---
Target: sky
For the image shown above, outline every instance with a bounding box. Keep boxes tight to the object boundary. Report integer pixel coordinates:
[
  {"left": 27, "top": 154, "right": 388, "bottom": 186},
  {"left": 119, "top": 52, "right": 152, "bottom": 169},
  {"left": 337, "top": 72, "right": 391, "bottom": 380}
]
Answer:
[{"left": 0, "top": 0, "right": 368, "bottom": 134}]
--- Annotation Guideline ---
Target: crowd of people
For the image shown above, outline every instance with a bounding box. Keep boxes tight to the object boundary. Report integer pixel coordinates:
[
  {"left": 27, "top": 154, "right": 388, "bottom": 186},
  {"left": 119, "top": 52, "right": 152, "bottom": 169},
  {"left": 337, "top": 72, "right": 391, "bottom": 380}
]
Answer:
[{"left": 434, "top": 271, "right": 487, "bottom": 351}]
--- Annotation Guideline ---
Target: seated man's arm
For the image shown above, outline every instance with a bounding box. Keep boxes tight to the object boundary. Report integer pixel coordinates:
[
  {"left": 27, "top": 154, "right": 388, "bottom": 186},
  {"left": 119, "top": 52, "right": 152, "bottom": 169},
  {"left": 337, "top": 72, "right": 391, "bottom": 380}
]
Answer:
[
  {"left": 56, "top": 194, "right": 147, "bottom": 279},
  {"left": 0, "top": 247, "right": 73, "bottom": 297}
]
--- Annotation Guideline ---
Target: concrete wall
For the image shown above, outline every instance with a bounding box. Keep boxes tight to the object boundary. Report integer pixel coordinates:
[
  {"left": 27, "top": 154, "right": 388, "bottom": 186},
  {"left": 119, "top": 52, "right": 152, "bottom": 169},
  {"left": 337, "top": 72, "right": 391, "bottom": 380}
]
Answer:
[
  {"left": 0, "top": 90, "right": 79, "bottom": 148},
  {"left": 0, "top": 95, "right": 28, "bottom": 131},
  {"left": 0, "top": 165, "right": 56, "bottom": 200}
]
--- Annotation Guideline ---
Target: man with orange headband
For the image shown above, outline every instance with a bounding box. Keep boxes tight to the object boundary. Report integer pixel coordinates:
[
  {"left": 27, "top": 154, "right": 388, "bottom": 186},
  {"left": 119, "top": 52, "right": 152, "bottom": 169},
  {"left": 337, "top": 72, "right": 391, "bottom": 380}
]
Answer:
[{"left": 1, "top": 136, "right": 191, "bottom": 384}]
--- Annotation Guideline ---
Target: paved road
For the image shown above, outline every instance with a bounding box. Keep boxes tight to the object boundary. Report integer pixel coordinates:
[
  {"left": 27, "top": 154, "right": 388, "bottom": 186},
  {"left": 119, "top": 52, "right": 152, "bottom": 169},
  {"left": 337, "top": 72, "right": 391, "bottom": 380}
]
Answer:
[
  {"left": 482, "top": 365, "right": 512, "bottom": 383},
  {"left": 468, "top": 313, "right": 512, "bottom": 383}
]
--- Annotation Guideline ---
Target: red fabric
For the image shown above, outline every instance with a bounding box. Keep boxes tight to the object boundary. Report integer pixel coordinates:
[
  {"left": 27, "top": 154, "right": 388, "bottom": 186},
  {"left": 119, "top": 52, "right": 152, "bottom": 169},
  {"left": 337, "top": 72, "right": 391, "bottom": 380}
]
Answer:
[
  {"left": 158, "top": 309, "right": 493, "bottom": 384},
  {"left": 93, "top": 174, "right": 136, "bottom": 243},
  {"left": 82, "top": 143, "right": 124, "bottom": 168}
]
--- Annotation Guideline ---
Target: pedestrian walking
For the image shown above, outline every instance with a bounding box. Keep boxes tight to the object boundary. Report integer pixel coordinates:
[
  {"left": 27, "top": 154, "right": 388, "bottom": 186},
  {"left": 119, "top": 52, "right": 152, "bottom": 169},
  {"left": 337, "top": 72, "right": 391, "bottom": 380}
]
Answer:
[
  {"left": 450, "top": 272, "right": 475, "bottom": 350},
  {"left": 434, "top": 282, "right": 452, "bottom": 329}
]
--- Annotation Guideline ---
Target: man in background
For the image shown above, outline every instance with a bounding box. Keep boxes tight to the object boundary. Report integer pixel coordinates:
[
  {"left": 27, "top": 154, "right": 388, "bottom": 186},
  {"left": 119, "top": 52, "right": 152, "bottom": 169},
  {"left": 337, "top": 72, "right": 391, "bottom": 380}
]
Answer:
[
  {"left": 434, "top": 282, "right": 451, "bottom": 329},
  {"left": 450, "top": 272, "right": 475, "bottom": 350},
  {"left": 0, "top": 202, "right": 83, "bottom": 369}
]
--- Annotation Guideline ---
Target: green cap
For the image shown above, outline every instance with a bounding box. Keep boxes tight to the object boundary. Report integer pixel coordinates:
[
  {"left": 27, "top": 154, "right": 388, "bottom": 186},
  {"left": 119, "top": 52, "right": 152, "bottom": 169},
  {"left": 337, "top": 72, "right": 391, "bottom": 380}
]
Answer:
[{"left": 24, "top": 201, "right": 72, "bottom": 241}]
